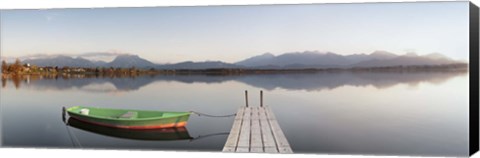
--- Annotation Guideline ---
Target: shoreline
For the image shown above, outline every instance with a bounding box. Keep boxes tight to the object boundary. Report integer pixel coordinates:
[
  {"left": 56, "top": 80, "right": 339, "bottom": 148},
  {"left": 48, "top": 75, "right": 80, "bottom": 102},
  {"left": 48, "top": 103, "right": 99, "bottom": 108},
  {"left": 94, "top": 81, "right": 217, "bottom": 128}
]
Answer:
[{"left": 1, "top": 63, "right": 469, "bottom": 79}]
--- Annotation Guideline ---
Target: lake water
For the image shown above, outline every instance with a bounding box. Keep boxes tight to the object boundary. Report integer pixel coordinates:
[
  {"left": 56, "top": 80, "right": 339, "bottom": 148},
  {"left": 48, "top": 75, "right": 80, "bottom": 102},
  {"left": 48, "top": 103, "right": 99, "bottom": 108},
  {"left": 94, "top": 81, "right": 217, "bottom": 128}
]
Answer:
[{"left": 0, "top": 71, "right": 469, "bottom": 156}]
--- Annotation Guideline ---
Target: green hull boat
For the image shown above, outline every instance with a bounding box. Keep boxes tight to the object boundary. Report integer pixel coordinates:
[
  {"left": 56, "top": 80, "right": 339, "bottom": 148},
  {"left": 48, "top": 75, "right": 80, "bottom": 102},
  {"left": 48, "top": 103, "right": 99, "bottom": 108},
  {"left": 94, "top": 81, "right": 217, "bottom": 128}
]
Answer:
[{"left": 66, "top": 106, "right": 191, "bottom": 129}]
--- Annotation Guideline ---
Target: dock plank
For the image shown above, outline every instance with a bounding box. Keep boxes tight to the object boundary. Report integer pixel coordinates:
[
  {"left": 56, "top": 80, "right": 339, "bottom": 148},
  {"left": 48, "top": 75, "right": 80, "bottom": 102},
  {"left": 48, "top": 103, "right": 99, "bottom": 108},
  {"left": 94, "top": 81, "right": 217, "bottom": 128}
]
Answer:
[
  {"left": 269, "top": 120, "right": 291, "bottom": 147},
  {"left": 236, "top": 107, "right": 251, "bottom": 152},
  {"left": 234, "top": 107, "right": 245, "bottom": 120},
  {"left": 259, "top": 107, "right": 277, "bottom": 149},
  {"left": 222, "top": 107, "right": 245, "bottom": 152},
  {"left": 265, "top": 106, "right": 292, "bottom": 154},
  {"left": 250, "top": 147, "right": 263, "bottom": 153},
  {"left": 264, "top": 106, "right": 277, "bottom": 120},
  {"left": 264, "top": 147, "right": 279, "bottom": 153},
  {"left": 236, "top": 147, "right": 249, "bottom": 153},
  {"left": 223, "top": 120, "right": 242, "bottom": 148},
  {"left": 278, "top": 147, "right": 293, "bottom": 153},
  {"left": 250, "top": 107, "right": 263, "bottom": 150},
  {"left": 223, "top": 147, "right": 236, "bottom": 152}
]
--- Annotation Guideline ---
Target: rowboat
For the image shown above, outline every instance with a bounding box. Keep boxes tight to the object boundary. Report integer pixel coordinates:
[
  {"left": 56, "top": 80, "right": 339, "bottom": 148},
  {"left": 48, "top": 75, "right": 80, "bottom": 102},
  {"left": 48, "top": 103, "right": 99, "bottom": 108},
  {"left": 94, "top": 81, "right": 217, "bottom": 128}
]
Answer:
[
  {"left": 67, "top": 118, "right": 193, "bottom": 140},
  {"left": 65, "top": 106, "right": 191, "bottom": 129}
]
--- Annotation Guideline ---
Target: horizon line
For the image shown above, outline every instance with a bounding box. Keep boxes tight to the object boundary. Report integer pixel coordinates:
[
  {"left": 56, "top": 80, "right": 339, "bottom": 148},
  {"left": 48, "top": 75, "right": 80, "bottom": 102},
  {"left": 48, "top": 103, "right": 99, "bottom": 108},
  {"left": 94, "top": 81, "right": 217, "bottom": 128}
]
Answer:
[{"left": 0, "top": 49, "right": 468, "bottom": 64}]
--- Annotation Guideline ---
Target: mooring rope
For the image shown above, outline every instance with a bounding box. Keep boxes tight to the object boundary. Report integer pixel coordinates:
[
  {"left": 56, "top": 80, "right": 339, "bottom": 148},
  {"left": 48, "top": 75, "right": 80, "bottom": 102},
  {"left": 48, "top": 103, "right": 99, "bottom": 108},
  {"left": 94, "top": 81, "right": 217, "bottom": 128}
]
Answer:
[
  {"left": 64, "top": 124, "right": 77, "bottom": 147},
  {"left": 64, "top": 123, "right": 83, "bottom": 148},
  {"left": 190, "top": 132, "right": 230, "bottom": 142},
  {"left": 189, "top": 111, "right": 236, "bottom": 117}
]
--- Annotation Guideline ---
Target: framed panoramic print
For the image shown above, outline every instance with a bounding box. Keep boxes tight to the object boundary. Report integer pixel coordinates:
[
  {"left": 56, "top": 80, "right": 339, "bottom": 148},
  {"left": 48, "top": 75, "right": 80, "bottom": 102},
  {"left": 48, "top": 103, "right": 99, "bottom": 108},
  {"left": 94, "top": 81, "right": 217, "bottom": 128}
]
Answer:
[{"left": 1, "top": 1, "right": 479, "bottom": 157}]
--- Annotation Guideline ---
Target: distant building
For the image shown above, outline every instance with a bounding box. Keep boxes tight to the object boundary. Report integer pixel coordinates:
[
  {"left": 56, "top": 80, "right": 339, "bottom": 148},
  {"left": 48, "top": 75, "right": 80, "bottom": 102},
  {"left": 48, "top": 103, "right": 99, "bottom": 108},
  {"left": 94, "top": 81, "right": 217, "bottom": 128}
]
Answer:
[
  {"left": 23, "top": 63, "right": 31, "bottom": 72},
  {"left": 72, "top": 68, "right": 86, "bottom": 72}
]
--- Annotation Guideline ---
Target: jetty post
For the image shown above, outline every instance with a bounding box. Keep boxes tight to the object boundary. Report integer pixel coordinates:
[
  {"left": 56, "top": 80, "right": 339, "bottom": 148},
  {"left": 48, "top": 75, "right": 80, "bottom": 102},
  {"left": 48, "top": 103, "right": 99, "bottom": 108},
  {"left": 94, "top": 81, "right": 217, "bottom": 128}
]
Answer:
[
  {"left": 260, "top": 90, "right": 263, "bottom": 107},
  {"left": 245, "top": 90, "right": 248, "bottom": 107}
]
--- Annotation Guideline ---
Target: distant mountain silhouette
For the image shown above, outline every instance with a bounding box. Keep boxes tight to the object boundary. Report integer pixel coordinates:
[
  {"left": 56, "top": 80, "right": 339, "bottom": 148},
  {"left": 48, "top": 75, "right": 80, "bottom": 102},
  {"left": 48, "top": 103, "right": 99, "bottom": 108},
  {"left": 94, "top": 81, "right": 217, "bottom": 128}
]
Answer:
[
  {"left": 368, "top": 50, "right": 399, "bottom": 60},
  {"left": 24, "top": 56, "right": 100, "bottom": 68},
  {"left": 235, "top": 53, "right": 276, "bottom": 67},
  {"left": 158, "top": 61, "right": 241, "bottom": 69},
  {"left": 14, "top": 50, "right": 464, "bottom": 69},
  {"left": 105, "top": 55, "right": 156, "bottom": 68},
  {"left": 352, "top": 54, "right": 456, "bottom": 68},
  {"left": 235, "top": 50, "right": 460, "bottom": 69},
  {"left": 236, "top": 51, "right": 351, "bottom": 68},
  {"left": 23, "top": 54, "right": 156, "bottom": 68},
  {"left": 345, "top": 51, "right": 398, "bottom": 64},
  {"left": 92, "top": 60, "right": 108, "bottom": 66},
  {"left": 423, "top": 53, "right": 451, "bottom": 60}
]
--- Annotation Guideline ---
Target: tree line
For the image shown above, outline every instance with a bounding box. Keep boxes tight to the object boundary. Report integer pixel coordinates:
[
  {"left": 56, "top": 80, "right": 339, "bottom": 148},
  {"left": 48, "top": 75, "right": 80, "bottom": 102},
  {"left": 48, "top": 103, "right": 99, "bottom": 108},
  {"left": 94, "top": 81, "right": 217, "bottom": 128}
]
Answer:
[
  {"left": 2, "top": 59, "right": 24, "bottom": 74},
  {"left": 1, "top": 59, "right": 159, "bottom": 75},
  {"left": 1, "top": 58, "right": 469, "bottom": 76}
]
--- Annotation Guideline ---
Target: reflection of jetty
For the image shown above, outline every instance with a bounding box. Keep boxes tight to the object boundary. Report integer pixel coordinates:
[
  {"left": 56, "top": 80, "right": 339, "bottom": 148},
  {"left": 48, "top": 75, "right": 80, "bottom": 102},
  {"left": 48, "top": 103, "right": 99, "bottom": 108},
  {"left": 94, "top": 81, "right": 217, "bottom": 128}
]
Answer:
[{"left": 223, "top": 91, "right": 292, "bottom": 153}]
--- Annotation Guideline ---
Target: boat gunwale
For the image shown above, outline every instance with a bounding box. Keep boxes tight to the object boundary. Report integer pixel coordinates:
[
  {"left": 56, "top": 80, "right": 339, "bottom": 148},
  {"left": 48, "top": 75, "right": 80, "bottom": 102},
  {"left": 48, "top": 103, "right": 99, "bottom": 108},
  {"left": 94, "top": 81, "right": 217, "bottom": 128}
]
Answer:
[{"left": 66, "top": 106, "right": 192, "bottom": 121}]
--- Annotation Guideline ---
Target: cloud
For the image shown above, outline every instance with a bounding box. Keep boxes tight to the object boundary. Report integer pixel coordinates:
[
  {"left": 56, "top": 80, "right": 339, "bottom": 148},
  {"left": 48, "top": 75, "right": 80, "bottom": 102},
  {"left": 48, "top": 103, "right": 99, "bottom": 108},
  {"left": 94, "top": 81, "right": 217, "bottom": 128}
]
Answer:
[
  {"left": 77, "top": 52, "right": 126, "bottom": 57},
  {"left": 3, "top": 51, "right": 130, "bottom": 63},
  {"left": 75, "top": 51, "right": 129, "bottom": 62}
]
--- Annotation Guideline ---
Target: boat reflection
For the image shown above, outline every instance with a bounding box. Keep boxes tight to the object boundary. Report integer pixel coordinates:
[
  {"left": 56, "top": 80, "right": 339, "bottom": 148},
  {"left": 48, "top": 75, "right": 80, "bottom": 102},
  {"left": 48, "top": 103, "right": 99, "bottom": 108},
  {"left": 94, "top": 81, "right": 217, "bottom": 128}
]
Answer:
[{"left": 67, "top": 118, "right": 193, "bottom": 141}]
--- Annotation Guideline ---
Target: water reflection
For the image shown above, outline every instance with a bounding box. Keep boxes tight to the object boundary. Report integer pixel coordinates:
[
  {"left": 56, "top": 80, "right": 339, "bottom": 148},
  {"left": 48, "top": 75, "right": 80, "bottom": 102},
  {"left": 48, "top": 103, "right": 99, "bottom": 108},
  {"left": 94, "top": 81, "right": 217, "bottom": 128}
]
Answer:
[
  {"left": 2, "top": 77, "right": 6, "bottom": 88},
  {"left": 2, "top": 70, "right": 467, "bottom": 92},
  {"left": 67, "top": 118, "right": 193, "bottom": 141},
  {"left": 1, "top": 69, "right": 469, "bottom": 156}
]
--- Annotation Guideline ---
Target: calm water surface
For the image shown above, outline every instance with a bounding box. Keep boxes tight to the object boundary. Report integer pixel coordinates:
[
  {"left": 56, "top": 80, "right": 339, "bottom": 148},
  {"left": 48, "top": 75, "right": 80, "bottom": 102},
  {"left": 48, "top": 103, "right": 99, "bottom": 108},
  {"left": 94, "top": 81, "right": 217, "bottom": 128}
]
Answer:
[{"left": 0, "top": 71, "right": 469, "bottom": 156}]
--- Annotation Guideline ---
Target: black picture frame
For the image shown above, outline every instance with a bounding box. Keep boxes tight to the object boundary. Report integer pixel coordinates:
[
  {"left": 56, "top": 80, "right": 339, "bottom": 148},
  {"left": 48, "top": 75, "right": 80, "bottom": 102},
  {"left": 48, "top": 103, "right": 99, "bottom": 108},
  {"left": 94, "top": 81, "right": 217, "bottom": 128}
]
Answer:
[{"left": 469, "top": 1, "right": 479, "bottom": 156}]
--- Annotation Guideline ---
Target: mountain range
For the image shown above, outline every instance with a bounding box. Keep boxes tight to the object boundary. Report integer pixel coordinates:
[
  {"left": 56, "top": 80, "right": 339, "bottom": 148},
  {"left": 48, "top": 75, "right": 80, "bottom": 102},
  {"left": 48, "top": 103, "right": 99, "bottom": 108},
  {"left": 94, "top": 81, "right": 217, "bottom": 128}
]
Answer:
[
  {"left": 6, "top": 50, "right": 464, "bottom": 69},
  {"left": 235, "top": 50, "right": 461, "bottom": 69}
]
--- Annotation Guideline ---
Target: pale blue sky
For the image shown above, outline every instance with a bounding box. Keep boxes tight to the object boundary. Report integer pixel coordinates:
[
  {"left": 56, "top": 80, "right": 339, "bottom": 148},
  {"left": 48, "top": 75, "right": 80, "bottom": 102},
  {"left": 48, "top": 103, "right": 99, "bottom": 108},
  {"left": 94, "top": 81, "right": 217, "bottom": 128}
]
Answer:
[{"left": 0, "top": 2, "right": 470, "bottom": 63}]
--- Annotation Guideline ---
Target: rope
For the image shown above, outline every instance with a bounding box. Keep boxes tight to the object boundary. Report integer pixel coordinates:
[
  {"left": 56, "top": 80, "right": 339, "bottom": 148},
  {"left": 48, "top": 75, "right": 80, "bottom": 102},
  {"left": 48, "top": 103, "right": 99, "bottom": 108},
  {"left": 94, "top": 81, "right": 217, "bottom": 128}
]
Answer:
[
  {"left": 189, "top": 111, "right": 236, "bottom": 117},
  {"left": 65, "top": 123, "right": 83, "bottom": 148},
  {"left": 64, "top": 124, "right": 77, "bottom": 147},
  {"left": 191, "top": 132, "right": 230, "bottom": 142}
]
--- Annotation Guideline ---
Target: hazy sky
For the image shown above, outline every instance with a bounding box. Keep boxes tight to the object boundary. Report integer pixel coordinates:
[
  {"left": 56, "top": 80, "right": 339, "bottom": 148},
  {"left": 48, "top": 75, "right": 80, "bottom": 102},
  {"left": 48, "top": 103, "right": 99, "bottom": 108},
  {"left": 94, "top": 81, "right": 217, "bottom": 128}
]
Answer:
[{"left": 0, "top": 2, "right": 470, "bottom": 63}]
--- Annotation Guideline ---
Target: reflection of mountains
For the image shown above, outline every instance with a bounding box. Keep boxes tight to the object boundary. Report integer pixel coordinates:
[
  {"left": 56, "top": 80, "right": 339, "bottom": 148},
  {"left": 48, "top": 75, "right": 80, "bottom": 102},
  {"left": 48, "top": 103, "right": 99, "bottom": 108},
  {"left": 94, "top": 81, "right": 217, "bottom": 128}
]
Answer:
[
  {"left": 237, "top": 71, "right": 466, "bottom": 91},
  {"left": 25, "top": 77, "right": 157, "bottom": 92},
  {"left": 15, "top": 70, "right": 466, "bottom": 92}
]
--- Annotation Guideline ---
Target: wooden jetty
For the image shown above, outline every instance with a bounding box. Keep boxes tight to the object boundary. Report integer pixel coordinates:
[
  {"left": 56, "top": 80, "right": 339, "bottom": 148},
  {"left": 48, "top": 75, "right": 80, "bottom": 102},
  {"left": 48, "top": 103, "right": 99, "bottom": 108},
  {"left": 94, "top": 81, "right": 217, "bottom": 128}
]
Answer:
[{"left": 223, "top": 91, "right": 293, "bottom": 153}]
